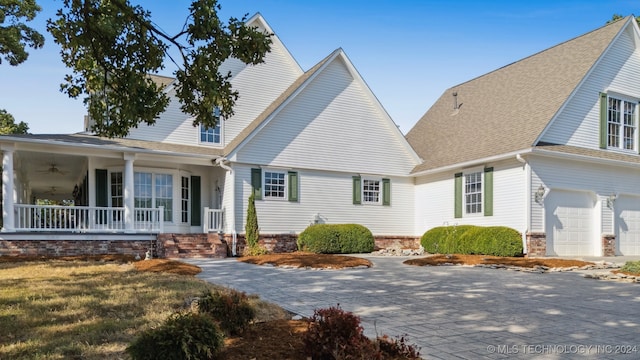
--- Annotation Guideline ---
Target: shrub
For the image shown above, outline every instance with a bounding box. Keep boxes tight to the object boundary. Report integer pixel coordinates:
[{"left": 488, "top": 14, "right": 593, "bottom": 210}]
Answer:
[
  {"left": 620, "top": 261, "right": 640, "bottom": 275},
  {"left": 245, "top": 193, "right": 261, "bottom": 251},
  {"left": 198, "top": 289, "right": 255, "bottom": 336},
  {"left": 420, "top": 225, "right": 475, "bottom": 254},
  {"left": 298, "top": 224, "right": 374, "bottom": 254},
  {"left": 303, "top": 305, "right": 377, "bottom": 360},
  {"left": 376, "top": 334, "right": 421, "bottom": 359},
  {"left": 126, "top": 312, "right": 223, "bottom": 360},
  {"left": 421, "top": 225, "right": 522, "bottom": 256}
]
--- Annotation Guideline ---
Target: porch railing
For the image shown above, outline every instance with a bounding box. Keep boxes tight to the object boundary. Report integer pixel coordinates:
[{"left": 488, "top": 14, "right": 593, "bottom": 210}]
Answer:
[
  {"left": 203, "top": 207, "right": 224, "bottom": 233},
  {"left": 14, "top": 204, "right": 163, "bottom": 233}
]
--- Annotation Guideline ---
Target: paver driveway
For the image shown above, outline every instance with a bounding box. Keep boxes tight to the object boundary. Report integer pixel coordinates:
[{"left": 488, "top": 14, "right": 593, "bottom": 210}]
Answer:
[{"left": 189, "top": 256, "right": 640, "bottom": 359}]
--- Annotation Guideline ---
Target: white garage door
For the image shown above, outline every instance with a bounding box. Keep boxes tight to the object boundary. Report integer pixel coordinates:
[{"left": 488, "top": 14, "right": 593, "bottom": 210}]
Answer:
[
  {"left": 545, "top": 190, "right": 594, "bottom": 256},
  {"left": 616, "top": 196, "right": 640, "bottom": 256}
]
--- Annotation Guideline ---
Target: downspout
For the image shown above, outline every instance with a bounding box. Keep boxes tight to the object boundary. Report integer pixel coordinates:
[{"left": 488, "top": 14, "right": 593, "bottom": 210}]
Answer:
[
  {"left": 516, "top": 154, "right": 530, "bottom": 254},
  {"left": 214, "top": 157, "right": 237, "bottom": 256}
]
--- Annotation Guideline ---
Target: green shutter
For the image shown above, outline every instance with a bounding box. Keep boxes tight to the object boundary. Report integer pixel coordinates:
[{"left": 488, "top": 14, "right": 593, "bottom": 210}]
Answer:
[
  {"left": 352, "top": 176, "right": 361, "bottom": 205},
  {"left": 382, "top": 178, "right": 391, "bottom": 206},
  {"left": 454, "top": 172, "right": 462, "bottom": 218},
  {"left": 190, "top": 176, "right": 201, "bottom": 226},
  {"left": 251, "top": 168, "right": 262, "bottom": 200},
  {"left": 484, "top": 167, "right": 493, "bottom": 217},
  {"left": 95, "top": 169, "right": 108, "bottom": 207},
  {"left": 599, "top": 92, "right": 608, "bottom": 149},
  {"left": 288, "top": 171, "right": 298, "bottom": 202}
]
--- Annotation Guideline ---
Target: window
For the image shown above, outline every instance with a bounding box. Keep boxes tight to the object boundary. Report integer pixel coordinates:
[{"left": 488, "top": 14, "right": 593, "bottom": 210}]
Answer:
[
  {"left": 181, "top": 176, "right": 189, "bottom": 223},
  {"left": 352, "top": 176, "right": 390, "bottom": 206},
  {"left": 251, "top": 168, "right": 298, "bottom": 202},
  {"left": 110, "top": 172, "right": 123, "bottom": 207},
  {"left": 454, "top": 168, "right": 492, "bottom": 218},
  {"left": 363, "top": 179, "right": 381, "bottom": 204},
  {"left": 134, "top": 172, "right": 172, "bottom": 222},
  {"left": 200, "top": 123, "right": 221, "bottom": 144},
  {"left": 155, "top": 174, "right": 173, "bottom": 222},
  {"left": 605, "top": 95, "right": 637, "bottom": 151},
  {"left": 264, "top": 171, "right": 286, "bottom": 199},
  {"left": 464, "top": 172, "right": 482, "bottom": 214}
]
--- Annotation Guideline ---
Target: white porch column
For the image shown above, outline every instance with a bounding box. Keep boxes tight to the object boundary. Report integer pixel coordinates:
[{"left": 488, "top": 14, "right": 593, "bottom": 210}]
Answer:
[
  {"left": 123, "top": 153, "right": 135, "bottom": 232},
  {"left": 2, "top": 145, "right": 15, "bottom": 232}
]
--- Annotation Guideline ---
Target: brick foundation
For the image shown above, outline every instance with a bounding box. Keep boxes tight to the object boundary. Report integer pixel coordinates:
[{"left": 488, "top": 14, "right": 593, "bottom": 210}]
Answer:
[
  {"left": 602, "top": 234, "right": 616, "bottom": 257},
  {"left": 526, "top": 232, "right": 547, "bottom": 257},
  {"left": 223, "top": 233, "right": 420, "bottom": 256},
  {"left": 0, "top": 239, "right": 154, "bottom": 258}
]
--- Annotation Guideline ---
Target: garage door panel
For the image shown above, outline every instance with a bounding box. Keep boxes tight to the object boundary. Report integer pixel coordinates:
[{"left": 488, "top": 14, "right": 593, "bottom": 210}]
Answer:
[
  {"left": 616, "top": 196, "right": 640, "bottom": 256},
  {"left": 545, "top": 190, "right": 594, "bottom": 256}
]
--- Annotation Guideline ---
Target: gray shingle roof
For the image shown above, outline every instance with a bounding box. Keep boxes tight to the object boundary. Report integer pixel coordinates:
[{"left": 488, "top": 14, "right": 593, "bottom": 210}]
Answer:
[{"left": 406, "top": 17, "right": 629, "bottom": 173}]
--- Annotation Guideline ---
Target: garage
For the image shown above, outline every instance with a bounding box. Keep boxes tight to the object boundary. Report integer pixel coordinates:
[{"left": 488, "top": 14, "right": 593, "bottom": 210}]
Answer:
[
  {"left": 545, "top": 190, "right": 595, "bottom": 256},
  {"left": 615, "top": 196, "right": 640, "bottom": 256}
]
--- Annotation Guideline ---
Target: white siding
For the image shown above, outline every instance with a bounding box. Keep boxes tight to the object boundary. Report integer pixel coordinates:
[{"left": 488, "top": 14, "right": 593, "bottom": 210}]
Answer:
[
  {"left": 125, "top": 36, "right": 302, "bottom": 146},
  {"left": 235, "top": 57, "right": 418, "bottom": 176},
  {"left": 542, "top": 26, "right": 640, "bottom": 149},
  {"left": 414, "top": 160, "right": 527, "bottom": 236},
  {"left": 231, "top": 164, "right": 415, "bottom": 235},
  {"left": 528, "top": 155, "right": 640, "bottom": 233}
]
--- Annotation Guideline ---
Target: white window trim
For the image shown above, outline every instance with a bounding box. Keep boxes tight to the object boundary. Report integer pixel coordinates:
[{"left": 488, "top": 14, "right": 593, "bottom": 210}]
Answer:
[
  {"left": 362, "top": 177, "right": 382, "bottom": 205},
  {"left": 263, "top": 169, "right": 288, "bottom": 201},
  {"left": 107, "top": 166, "right": 181, "bottom": 224},
  {"left": 462, "top": 168, "right": 483, "bottom": 216},
  {"left": 606, "top": 92, "right": 638, "bottom": 153},
  {"left": 198, "top": 119, "right": 224, "bottom": 146}
]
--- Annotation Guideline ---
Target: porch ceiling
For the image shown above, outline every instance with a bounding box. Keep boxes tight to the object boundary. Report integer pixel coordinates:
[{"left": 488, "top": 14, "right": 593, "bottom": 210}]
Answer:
[{"left": 17, "top": 151, "right": 86, "bottom": 201}]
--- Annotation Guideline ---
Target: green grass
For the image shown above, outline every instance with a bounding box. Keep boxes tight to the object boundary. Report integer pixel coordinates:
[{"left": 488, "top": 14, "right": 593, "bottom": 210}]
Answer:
[
  {"left": 620, "top": 261, "right": 640, "bottom": 275},
  {"left": 0, "top": 260, "right": 287, "bottom": 359}
]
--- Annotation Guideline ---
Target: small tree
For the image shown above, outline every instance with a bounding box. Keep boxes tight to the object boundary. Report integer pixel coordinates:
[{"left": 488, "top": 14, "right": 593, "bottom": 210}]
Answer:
[{"left": 245, "top": 193, "right": 262, "bottom": 254}]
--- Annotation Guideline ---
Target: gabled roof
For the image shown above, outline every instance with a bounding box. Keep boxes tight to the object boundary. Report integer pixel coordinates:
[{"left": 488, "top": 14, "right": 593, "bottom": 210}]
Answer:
[
  {"left": 223, "top": 49, "right": 337, "bottom": 155},
  {"left": 406, "top": 17, "right": 631, "bottom": 174},
  {"left": 224, "top": 48, "right": 421, "bottom": 163}
]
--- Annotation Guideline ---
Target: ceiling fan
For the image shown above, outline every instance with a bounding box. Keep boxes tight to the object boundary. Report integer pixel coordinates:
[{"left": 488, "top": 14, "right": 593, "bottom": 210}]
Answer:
[{"left": 38, "top": 164, "right": 67, "bottom": 176}]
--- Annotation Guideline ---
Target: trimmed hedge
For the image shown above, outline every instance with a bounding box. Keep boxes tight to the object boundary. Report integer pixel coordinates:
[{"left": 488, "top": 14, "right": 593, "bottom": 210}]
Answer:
[
  {"left": 298, "top": 224, "right": 375, "bottom": 254},
  {"left": 421, "top": 225, "right": 522, "bottom": 257}
]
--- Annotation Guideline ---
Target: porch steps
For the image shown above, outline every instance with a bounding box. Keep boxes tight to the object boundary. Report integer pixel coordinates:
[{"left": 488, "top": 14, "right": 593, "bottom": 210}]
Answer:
[{"left": 160, "top": 233, "right": 228, "bottom": 259}]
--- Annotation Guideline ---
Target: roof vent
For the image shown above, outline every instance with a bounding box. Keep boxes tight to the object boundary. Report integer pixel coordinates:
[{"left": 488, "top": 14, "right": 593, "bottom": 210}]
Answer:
[{"left": 451, "top": 92, "right": 462, "bottom": 116}]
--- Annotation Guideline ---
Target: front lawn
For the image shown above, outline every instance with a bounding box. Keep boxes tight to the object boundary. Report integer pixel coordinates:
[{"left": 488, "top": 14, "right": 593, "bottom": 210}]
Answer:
[{"left": 0, "top": 257, "right": 289, "bottom": 359}]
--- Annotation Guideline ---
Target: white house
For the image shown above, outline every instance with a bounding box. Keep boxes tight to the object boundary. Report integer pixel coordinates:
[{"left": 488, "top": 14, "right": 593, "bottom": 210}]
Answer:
[
  {"left": 2, "top": 14, "right": 640, "bottom": 258},
  {"left": 0, "top": 14, "right": 421, "bottom": 257},
  {"left": 407, "top": 16, "right": 640, "bottom": 257}
]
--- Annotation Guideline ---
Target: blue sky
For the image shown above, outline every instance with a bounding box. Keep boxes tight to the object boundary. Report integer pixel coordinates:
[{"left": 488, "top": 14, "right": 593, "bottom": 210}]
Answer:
[{"left": 0, "top": 0, "right": 638, "bottom": 134}]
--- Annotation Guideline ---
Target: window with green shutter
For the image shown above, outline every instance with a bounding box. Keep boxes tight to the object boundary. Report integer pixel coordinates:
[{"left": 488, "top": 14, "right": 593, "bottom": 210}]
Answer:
[
  {"left": 484, "top": 167, "right": 493, "bottom": 216},
  {"left": 599, "top": 92, "right": 608, "bottom": 149},
  {"left": 352, "top": 176, "right": 361, "bottom": 205},
  {"left": 251, "top": 168, "right": 262, "bottom": 200},
  {"left": 382, "top": 178, "right": 391, "bottom": 206},
  {"left": 288, "top": 171, "right": 298, "bottom": 202},
  {"left": 454, "top": 172, "right": 462, "bottom": 218}
]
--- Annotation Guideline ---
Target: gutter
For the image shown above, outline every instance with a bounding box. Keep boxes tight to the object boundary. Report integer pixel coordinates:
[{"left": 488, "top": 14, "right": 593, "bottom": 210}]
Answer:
[
  {"left": 516, "top": 153, "right": 531, "bottom": 254},
  {"left": 411, "top": 148, "right": 534, "bottom": 177}
]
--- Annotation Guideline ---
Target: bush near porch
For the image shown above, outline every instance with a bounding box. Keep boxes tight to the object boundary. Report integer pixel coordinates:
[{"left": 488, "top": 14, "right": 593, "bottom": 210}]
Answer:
[
  {"left": 421, "top": 225, "right": 523, "bottom": 257},
  {"left": 297, "top": 224, "right": 375, "bottom": 254}
]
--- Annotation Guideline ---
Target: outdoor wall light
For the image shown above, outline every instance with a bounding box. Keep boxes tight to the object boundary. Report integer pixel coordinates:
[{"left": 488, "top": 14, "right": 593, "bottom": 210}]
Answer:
[
  {"left": 534, "top": 185, "right": 546, "bottom": 204},
  {"left": 606, "top": 194, "right": 617, "bottom": 209}
]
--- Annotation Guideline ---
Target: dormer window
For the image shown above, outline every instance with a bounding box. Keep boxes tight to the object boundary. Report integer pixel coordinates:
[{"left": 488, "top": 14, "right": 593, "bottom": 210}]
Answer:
[
  {"left": 199, "top": 107, "right": 222, "bottom": 144},
  {"left": 603, "top": 94, "right": 637, "bottom": 151},
  {"left": 200, "top": 123, "right": 221, "bottom": 144}
]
